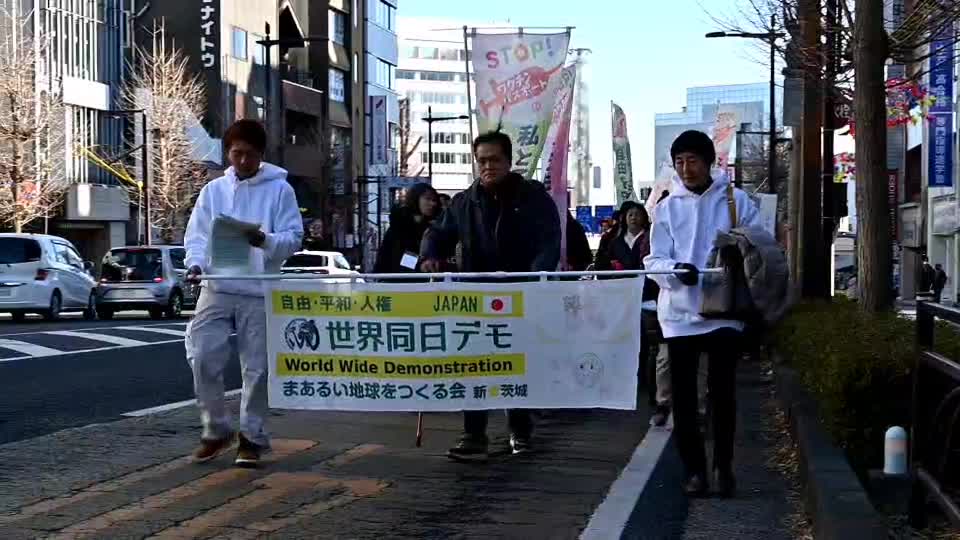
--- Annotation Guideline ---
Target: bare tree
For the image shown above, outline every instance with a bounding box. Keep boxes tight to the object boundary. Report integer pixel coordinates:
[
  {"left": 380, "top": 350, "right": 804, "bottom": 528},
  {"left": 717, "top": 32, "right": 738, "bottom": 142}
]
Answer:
[
  {"left": 123, "top": 22, "right": 210, "bottom": 244},
  {"left": 0, "top": 9, "right": 68, "bottom": 233}
]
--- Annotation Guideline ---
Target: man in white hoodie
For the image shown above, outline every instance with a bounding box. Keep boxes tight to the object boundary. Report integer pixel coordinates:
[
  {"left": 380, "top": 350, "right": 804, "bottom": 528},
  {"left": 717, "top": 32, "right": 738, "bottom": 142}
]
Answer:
[
  {"left": 184, "top": 120, "right": 303, "bottom": 468},
  {"left": 644, "top": 130, "right": 760, "bottom": 498}
]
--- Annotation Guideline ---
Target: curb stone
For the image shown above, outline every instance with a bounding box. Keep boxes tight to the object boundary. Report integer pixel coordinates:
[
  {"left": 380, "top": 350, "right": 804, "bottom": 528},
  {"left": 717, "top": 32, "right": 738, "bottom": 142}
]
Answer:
[{"left": 773, "top": 363, "right": 888, "bottom": 540}]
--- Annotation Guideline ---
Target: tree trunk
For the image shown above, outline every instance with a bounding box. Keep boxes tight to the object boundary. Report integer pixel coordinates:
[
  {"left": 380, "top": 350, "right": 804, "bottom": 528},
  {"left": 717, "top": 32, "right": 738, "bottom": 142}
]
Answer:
[{"left": 854, "top": 0, "right": 892, "bottom": 312}]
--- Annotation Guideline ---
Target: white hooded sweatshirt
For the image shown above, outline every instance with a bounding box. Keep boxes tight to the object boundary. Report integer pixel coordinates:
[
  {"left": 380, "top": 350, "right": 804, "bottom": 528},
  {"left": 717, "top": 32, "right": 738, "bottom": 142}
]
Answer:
[
  {"left": 643, "top": 173, "right": 761, "bottom": 339},
  {"left": 185, "top": 162, "right": 304, "bottom": 297}
]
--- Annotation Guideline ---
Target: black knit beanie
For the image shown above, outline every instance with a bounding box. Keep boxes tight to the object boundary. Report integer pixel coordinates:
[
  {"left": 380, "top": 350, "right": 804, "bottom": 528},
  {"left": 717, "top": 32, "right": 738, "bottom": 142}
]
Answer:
[{"left": 670, "top": 130, "right": 716, "bottom": 166}]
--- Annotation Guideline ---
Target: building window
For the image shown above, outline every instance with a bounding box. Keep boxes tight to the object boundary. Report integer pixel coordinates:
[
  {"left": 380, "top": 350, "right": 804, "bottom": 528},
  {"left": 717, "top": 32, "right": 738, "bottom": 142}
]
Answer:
[
  {"left": 354, "top": 53, "right": 359, "bottom": 83},
  {"left": 329, "top": 68, "right": 346, "bottom": 102},
  {"left": 373, "top": 58, "right": 395, "bottom": 90},
  {"left": 396, "top": 69, "right": 416, "bottom": 80},
  {"left": 329, "top": 9, "right": 346, "bottom": 45},
  {"left": 251, "top": 34, "right": 266, "bottom": 65},
  {"left": 231, "top": 27, "right": 248, "bottom": 60},
  {"left": 373, "top": 1, "right": 396, "bottom": 31},
  {"left": 421, "top": 47, "right": 438, "bottom": 60},
  {"left": 440, "top": 48, "right": 459, "bottom": 61}
]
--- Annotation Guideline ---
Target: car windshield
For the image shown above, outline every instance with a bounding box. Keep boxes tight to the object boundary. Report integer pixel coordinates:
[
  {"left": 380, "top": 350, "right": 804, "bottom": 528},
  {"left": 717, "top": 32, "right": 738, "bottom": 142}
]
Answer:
[
  {"left": 0, "top": 238, "right": 41, "bottom": 264},
  {"left": 101, "top": 249, "right": 163, "bottom": 281},
  {"left": 284, "top": 254, "right": 329, "bottom": 268}
]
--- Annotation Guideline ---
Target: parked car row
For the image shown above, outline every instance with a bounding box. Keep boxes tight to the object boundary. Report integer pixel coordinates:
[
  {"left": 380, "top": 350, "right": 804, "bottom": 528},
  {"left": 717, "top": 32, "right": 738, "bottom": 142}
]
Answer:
[{"left": 0, "top": 233, "right": 360, "bottom": 322}]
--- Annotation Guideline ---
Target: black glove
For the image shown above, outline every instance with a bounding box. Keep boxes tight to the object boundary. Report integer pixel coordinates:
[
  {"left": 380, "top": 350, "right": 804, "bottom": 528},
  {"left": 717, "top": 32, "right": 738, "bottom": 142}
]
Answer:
[
  {"left": 186, "top": 265, "right": 203, "bottom": 284},
  {"left": 674, "top": 263, "right": 699, "bottom": 286}
]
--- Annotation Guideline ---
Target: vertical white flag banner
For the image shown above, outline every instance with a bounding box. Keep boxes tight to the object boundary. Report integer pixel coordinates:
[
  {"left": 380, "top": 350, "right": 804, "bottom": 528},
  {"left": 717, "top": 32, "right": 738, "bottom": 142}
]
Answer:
[
  {"left": 472, "top": 31, "right": 570, "bottom": 179},
  {"left": 543, "top": 64, "right": 577, "bottom": 268}
]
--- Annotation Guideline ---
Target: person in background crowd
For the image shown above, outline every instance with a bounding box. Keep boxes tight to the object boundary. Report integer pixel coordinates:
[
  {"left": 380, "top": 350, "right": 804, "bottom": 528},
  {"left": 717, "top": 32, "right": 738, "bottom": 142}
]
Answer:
[
  {"left": 645, "top": 130, "right": 761, "bottom": 498},
  {"left": 595, "top": 201, "right": 667, "bottom": 425},
  {"left": 184, "top": 119, "right": 304, "bottom": 468},
  {"left": 565, "top": 212, "right": 593, "bottom": 272},
  {"left": 438, "top": 193, "right": 453, "bottom": 212},
  {"left": 421, "top": 131, "right": 561, "bottom": 461},
  {"left": 934, "top": 263, "right": 949, "bottom": 304},
  {"left": 920, "top": 256, "right": 935, "bottom": 297},
  {"left": 595, "top": 211, "right": 621, "bottom": 268},
  {"left": 374, "top": 183, "right": 440, "bottom": 275}
]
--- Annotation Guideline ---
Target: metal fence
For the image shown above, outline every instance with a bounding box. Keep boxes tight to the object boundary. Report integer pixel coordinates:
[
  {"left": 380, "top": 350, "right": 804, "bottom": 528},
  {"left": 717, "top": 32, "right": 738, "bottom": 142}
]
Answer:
[
  {"left": 199, "top": 269, "right": 715, "bottom": 282},
  {"left": 911, "top": 301, "right": 960, "bottom": 528}
]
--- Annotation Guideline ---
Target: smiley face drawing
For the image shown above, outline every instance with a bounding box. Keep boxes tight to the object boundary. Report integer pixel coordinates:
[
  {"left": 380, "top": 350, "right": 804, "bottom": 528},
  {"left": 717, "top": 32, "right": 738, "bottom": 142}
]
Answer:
[{"left": 573, "top": 353, "right": 604, "bottom": 388}]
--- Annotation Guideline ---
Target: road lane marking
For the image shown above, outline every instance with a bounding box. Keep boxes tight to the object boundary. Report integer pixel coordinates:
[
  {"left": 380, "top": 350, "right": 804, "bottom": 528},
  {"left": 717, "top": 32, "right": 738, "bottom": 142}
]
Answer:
[
  {"left": 0, "top": 339, "right": 184, "bottom": 363},
  {"left": 43, "top": 330, "right": 149, "bottom": 347},
  {"left": 579, "top": 415, "right": 674, "bottom": 540},
  {"left": 0, "top": 339, "right": 65, "bottom": 357},
  {"left": 0, "top": 321, "right": 188, "bottom": 338},
  {"left": 46, "top": 439, "right": 317, "bottom": 539},
  {"left": 125, "top": 326, "right": 187, "bottom": 337},
  {"left": 122, "top": 389, "right": 243, "bottom": 417}
]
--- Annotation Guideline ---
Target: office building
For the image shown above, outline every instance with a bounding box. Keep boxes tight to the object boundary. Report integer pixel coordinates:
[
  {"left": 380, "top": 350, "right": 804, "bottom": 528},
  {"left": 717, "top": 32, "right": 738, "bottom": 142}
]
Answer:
[
  {"left": 653, "top": 82, "right": 781, "bottom": 191},
  {"left": 396, "top": 18, "right": 474, "bottom": 196},
  {"left": 1, "top": 0, "right": 131, "bottom": 260}
]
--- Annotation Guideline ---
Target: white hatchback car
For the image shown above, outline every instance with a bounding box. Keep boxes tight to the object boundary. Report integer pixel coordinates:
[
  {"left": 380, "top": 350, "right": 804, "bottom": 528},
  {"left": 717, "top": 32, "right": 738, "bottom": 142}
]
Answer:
[
  {"left": 281, "top": 251, "right": 363, "bottom": 283},
  {"left": 0, "top": 234, "right": 98, "bottom": 321}
]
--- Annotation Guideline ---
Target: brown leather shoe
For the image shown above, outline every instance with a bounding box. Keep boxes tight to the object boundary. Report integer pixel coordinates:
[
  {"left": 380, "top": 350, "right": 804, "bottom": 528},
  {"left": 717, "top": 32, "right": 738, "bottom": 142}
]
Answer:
[
  {"left": 191, "top": 436, "right": 234, "bottom": 463},
  {"left": 234, "top": 434, "right": 262, "bottom": 468}
]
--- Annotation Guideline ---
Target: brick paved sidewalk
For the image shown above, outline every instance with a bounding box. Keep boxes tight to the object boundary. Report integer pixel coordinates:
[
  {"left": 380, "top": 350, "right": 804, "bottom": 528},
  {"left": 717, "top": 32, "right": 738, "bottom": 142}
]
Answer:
[{"left": 0, "top": 361, "right": 794, "bottom": 539}]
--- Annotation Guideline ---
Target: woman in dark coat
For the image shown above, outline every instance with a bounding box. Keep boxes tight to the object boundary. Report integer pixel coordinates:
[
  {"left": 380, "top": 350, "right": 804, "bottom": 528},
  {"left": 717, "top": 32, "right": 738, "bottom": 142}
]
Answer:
[{"left": 374, "top": 183, "right": 440, "bottom": 275}]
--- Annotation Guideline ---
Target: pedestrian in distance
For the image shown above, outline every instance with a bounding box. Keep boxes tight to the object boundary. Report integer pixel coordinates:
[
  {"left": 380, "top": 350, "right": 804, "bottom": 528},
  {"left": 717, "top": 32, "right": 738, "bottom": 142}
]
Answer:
[
  {"left": 564, "top": 211, "right": 593, "bottom": 272},
  {"left": 934, "top": 263, "right": 948, "bottom": 304},
  {"left": 183, "top": 119, "right": 304, "bottom": 468},
  {"left": 438, "top": 193, "right": 453, "bottom": 212},
  {"left": 373, "top": 182, "right": 440, "bottom": 276},
  {"left": 644, "top": 130, "right": 761, "bottom": 498},
  {"left": 420, "top": 130, "right": 561, "bottom": 461},
  {"left": 920, "top": 256, "right": 935, "bottom": 298}
]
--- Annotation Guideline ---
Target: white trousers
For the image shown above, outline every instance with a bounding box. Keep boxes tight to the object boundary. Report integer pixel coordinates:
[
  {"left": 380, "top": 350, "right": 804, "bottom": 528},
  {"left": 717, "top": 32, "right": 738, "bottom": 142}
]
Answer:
[{"left": 185, "top": 290, "right": 270, "bottom": 447}]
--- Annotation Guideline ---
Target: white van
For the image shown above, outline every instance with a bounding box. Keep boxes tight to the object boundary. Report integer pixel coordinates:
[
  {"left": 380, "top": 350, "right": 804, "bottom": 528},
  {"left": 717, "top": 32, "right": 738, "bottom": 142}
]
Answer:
[{"left": 0, "top": 234, "right": 98, "bottom": 321}]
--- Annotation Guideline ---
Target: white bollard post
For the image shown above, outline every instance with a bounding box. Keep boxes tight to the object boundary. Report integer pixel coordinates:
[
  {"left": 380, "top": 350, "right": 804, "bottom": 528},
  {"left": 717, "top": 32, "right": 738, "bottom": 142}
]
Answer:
[{"left": 883, "top": 426, "right": 908, "bottom": 476}]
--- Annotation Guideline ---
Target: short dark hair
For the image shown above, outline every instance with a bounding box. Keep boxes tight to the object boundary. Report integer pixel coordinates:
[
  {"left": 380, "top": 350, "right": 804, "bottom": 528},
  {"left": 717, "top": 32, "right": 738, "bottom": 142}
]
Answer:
[
  {"left": 472, "top": 131, "right": 512, "bottom": 160},
  {"left": 224, "top": 119, "right": 268, "bottom": 153},
  {"left": 438, "top": 193, "right": 452, "bottom": 201},
  {"left": 670, "top": 130, "right": 716, "bottom": 166}
]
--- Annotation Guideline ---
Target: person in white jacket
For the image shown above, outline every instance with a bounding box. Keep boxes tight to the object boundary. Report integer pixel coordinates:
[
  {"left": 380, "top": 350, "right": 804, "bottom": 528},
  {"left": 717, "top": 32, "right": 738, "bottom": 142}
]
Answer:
[
  {"left": 644, "top": 130, "right": 760, "bottom": 498},
  {"left": 183, "top": 120, "right": 303, "bottom": 468}
]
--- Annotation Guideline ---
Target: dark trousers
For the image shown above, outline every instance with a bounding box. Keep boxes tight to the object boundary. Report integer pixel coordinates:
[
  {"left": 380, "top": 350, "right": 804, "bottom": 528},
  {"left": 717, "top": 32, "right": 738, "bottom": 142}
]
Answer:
[
  {"left": 667, "top": 328, "right": 742, "bottom": 477},
  {"left": 463, "top": 410, "right": 532, "bottom": 440}
]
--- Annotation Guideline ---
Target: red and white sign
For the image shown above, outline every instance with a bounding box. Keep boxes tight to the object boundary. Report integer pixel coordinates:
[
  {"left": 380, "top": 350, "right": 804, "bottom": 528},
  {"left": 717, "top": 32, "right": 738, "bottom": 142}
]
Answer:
[{"left": 483, "top": 295, "right": 513, "bottom": 315}]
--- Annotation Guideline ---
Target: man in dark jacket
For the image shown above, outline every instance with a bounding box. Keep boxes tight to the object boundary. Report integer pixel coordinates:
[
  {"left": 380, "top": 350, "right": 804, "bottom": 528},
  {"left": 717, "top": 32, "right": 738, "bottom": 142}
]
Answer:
[
  {"left": 565, "top": 212, "right": 593, "bottom": 271},
  {"left": 421, "top": 131, "right": 561, "bottom": 461}
]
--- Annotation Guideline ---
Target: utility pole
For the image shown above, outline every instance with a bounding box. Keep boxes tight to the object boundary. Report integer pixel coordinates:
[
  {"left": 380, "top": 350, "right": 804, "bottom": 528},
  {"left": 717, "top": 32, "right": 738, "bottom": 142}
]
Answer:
[
  {"left": 799, "top": 0, "right": 827, "bottom": 298},
  {"left": 821, "top": 0, "right": 839, "bottom": 292}
]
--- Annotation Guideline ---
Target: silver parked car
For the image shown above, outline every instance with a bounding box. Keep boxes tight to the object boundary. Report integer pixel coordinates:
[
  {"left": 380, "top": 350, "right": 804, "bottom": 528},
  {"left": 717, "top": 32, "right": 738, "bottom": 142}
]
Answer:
[{"left": 96, "top": 246, "right": 198, "bottom": 320}]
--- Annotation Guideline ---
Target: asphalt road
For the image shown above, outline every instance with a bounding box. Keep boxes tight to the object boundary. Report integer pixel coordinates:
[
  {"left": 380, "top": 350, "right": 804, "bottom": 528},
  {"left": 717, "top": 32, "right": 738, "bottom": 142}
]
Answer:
[{"left": 0, "top": 311, "right": 241, "bottom": 445}]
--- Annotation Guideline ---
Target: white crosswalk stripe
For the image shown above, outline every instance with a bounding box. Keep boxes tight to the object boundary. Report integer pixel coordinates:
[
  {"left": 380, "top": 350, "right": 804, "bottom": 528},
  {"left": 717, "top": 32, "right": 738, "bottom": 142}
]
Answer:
[
  {"left": 0, "top": 339, "right": 64, "bottom": 357},
  {"left": 43, "top": 330, "right": 149, "bottom": 347},
  {"left": 126, "top": 326, "right": 187, "bottom": 337}
]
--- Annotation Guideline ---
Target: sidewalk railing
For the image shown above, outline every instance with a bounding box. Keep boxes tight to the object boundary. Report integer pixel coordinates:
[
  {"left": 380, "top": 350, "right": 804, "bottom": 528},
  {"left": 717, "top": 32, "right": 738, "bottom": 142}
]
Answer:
[{"left": 911, "top": 301, "right": 960, "bottom": 528}]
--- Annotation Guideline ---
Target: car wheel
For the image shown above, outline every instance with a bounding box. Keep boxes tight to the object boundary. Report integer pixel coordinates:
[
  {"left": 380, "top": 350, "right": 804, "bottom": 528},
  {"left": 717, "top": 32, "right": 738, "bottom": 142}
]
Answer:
[
  {"left": 97, "top": 308, "right": 114, "bottom": 320},
  {"left": 43, "top": 291, "right": 62, "bottom": 322},
  {"left": 82, "top": 291, "right": 97, "bottom": 321},
  {"left": 149, "top": 308, "right": 164, "bottom": 320},
  {"left": 11, "top": 311, "right": 26, "bottom": 323},
  {"left": 166, "top": 291, "right": 183, "bottom": 319}
]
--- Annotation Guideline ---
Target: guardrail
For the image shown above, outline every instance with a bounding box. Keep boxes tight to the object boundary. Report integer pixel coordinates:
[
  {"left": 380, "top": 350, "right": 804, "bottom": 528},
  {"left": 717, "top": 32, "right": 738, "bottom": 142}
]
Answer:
[{"left": 911, "top": 301, "right": 960, "bottom": 528}]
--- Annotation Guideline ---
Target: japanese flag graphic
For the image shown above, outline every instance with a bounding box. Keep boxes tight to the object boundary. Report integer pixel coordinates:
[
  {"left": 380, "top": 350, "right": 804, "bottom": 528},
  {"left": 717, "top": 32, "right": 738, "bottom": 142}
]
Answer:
[{"left": 484, "top": 295, "right": 513, "bottom": 315}]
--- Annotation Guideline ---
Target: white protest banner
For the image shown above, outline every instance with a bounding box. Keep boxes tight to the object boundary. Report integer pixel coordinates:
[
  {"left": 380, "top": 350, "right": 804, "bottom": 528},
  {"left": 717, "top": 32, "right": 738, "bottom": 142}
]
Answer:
[
  {"left": 266, "top": 278, "right": 643, "bottom": 411},
  {"left": 472, "top": 30, "right": 570, "bottom": 178}
]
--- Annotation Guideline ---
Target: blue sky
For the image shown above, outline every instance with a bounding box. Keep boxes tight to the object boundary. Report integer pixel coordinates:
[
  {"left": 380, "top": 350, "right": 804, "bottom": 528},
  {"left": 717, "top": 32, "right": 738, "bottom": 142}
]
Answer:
[{"left": 400, "top": 0, "right": 770, "bottom": 204}]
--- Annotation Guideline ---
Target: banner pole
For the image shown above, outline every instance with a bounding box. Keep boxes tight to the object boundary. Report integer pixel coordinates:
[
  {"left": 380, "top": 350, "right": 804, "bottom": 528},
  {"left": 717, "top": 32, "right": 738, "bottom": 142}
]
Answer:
[{"left": 463, "top": 26, "right": 476, "bottom": 176}]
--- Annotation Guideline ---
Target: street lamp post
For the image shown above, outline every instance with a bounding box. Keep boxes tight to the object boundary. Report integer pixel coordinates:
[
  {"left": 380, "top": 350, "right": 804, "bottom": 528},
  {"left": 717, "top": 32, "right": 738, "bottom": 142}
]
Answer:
[
  {"left": 706, "top": 15, "right": 784, "bottom": 194},
  {"left": 106, "top": 109, "right": 149, "bottom": 245},
  {"left": 424, "top": 106, "right": 470, "bottom": 181}
]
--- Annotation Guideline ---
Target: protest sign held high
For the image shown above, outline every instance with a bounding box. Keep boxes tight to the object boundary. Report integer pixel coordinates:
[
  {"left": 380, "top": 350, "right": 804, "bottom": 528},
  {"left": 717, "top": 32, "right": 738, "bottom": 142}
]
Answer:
[{"left": 266, "top": 278, "right": 644, "bottom": 412}]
